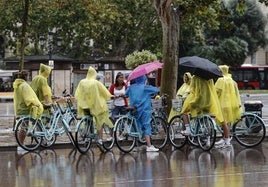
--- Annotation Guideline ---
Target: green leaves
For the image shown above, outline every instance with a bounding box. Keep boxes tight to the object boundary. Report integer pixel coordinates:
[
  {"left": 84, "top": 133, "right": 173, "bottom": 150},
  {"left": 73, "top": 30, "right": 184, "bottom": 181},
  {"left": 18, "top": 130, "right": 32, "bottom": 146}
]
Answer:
[{"left": 125, "top": 50, "right": 157, "bottom": 69}]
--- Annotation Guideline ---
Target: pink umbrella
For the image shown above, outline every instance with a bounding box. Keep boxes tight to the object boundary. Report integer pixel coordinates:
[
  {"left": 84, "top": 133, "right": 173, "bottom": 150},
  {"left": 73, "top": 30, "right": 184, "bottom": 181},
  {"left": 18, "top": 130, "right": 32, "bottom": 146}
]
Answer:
[{"left": 127, "top": 61, "right": 163, "bottom": 81}]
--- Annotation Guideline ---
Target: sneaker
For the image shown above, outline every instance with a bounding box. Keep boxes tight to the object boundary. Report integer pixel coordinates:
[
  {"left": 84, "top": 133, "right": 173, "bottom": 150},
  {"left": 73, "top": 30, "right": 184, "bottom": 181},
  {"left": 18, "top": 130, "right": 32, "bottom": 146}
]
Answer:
[
  {"left": 225, "top": 137, "right": 232, "bottom": 145},
  {"left": 181, "top": 125, "right": 191, "bottom": 136},
  {"left": 216, "top": 137, "right": 232, "bottom": 148},
  {"left": 215, "top": 138, "right": 225, "bottom": 146},
  {"left": 146, "top": 145, "right": 159, "bottom": 152},
  {"left": 106, "top": 137, "right": 113, "bottom": 141}
]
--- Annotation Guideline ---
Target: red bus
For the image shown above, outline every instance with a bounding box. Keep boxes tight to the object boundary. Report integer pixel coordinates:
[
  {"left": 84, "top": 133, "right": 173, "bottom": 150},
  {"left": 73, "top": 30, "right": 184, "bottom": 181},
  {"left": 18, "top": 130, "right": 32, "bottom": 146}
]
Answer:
[{"left": 229, "top": 64, "right": 268, "bottom": 89}]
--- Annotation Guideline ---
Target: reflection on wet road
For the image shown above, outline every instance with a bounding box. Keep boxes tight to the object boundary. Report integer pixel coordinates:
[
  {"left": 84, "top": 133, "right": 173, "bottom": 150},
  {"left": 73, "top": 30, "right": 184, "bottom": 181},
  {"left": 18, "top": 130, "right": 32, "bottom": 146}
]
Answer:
[{"left": 1, "top": 142, "right": 268, "bottom": 187}]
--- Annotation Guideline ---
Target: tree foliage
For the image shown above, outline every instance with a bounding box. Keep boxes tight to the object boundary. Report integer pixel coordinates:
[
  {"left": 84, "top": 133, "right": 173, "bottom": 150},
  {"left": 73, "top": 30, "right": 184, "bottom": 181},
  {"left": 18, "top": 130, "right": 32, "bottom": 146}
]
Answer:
[
  {"left": 215, "top": 37, "right": 248, "bottom": 66},
  {"left": 125, "top": 50, "right": 157, "bottom": 69},
  {"left": 0, "top": 0, "right": 267, "bottom": 108}
]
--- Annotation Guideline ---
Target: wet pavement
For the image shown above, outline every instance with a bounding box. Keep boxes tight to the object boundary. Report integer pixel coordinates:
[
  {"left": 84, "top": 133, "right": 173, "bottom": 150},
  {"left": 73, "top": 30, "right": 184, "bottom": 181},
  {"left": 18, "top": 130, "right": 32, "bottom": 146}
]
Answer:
[
  {"left": 1, "top": 141, "right": 268, "bottom": 187},
  {"left": 1, "top": 94, "right": 268, "bottom": 186}
]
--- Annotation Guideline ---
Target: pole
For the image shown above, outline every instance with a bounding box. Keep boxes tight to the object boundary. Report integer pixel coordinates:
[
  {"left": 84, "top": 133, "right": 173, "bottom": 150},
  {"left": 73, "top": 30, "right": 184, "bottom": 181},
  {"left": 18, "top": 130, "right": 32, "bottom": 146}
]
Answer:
[{"left": 48, "top": 42, "right": 54, "bottom": 93}]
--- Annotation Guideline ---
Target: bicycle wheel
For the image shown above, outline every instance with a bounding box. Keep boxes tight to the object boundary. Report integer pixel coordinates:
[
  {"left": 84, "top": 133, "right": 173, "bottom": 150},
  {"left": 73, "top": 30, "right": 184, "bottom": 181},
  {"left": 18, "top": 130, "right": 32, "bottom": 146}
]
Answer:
[
  {"left": 75, "top": 116, "right": 93, "bottom": 154},
  {"left": 233, "top": 113, "right": 266, "bottom": 147},
  {"left": 114, "top": 116, "right": 136, "bottom": 153},
  {"left": 102, "top": 121, "right": 115, "bottom": 151},
  {"left": 150, "top": 116, "right": 168, "bottom": 149},
  {"left": 168, "top": 115, "right": 187, "bottom": 149},
  {"left": 40, "top": 115, "right": 57, "bottom": 148},
  {"left": 197, "top": 115, "right": 216, "bottom": 151},
  {"left": 61, "top": 117, "right": 76, "bottom": 147},
  {"left": 14, "top": 116, "right": 43, "bottom": 151},
  {"left": 187, "top": 118, "right": 199, "bottom": 147},
  {"left": 68, "top": 116, "right": 77, "bottom": 134}
]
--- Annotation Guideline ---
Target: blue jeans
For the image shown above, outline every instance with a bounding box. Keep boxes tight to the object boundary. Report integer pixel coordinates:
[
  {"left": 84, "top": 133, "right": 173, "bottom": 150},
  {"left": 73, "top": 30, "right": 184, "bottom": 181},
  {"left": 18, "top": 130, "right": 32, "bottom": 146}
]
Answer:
[{"left": 111, "top": 105, "right": 127, "bottom": 120}]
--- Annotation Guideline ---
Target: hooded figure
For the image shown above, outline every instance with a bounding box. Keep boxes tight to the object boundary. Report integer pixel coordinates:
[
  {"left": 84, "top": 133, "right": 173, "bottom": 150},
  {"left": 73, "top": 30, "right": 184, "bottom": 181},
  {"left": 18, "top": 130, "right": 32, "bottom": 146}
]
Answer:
[
  {"left": 75, "top": 66, "right": 113, "bottom": 132},
  {"left": 168, "top": 72, "right": 192, "bottom": 122},
  {"left": 215, "top": 65, "right": 242, "bottom": 124},
  {"left": 177, "top": 72, "right": 192, "bottom": 98},
  {"left": 13, "top": 73, "right": 43, "bottom": 119},
  {"left": 125, "top": 75, "right": 159, "bottom": 152},
  {"left": 30, "top": 63, "right": 52, "bottom": 104},
  {"left": 181, "top": 75, "right": 223, "bottom": 123}
]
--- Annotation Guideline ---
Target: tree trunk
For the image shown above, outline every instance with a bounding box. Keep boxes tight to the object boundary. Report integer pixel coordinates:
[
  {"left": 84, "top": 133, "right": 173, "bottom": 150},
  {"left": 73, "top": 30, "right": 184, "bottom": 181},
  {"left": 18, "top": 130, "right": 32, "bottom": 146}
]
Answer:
[
  {"left": 19, "top": 0, "right": 29, "bottom": 72},
  {"left": 151, "top": 0, "right": 179, "bottom": 112}
]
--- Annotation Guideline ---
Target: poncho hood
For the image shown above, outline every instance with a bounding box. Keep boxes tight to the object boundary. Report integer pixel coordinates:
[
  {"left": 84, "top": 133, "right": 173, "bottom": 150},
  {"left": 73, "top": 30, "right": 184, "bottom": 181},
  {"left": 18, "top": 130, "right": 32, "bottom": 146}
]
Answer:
[
  {"left": 184, "top": 72, "right": 192, "bottom": 85},
  {"left": 13, "top": 78, "right": 25, "bottom": 89},
  {"left": 86, "top": 67, "right": 97, "bottom": 80},
  {"left": 39, "top": 63, "right": 51, "bottom": 78},
  {"left": 135, "top": 75, "right": 146, "bottom": 84},
  {"left": 219, "top": 65, "right": 229, "bottom": 76}
]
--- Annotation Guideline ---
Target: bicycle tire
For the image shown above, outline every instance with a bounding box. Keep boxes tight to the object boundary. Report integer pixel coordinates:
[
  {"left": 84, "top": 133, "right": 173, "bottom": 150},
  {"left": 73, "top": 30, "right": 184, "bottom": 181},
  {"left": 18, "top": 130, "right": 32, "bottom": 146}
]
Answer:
[
  {"left": 233, "top": 113, "right": 266, "bottom": 147},
  {"left": 114, "top": 116, "right": 136, "bottom": 153},
  {"left": 68, "top": 116, "right": 77, "bottom": 134},
  {"left": 39, "top": 115, "right": 57, "bottom": 148},
  {"left": 187, "top": 118, "right": 199, "bottom": 147},
  {"left": 14, "top": 116, "right": 43, "bottom": 151},
  {"left": 168, "top": 115, "right": 187, "bottom": 149},
  {"left": 102, "top": 121, "right": 115, "bottom": 151},
  {"left": 61, "top": 117, "right": 76, "bottom": 147},
  {"left": 197, "top": 115, "right": 216, "bottom": 151},
  {"left": 75, "top": 116, "right": 93, "bottom": 154},
  {"left": 150, "top": 116, "right": 168, "bottom": 149}
]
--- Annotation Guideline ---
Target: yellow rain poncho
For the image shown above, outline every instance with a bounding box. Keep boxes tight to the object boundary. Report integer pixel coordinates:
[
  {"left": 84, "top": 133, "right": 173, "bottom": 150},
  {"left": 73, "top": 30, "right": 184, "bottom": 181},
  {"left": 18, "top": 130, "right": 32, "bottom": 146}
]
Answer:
[
  {"left": 215, "top": 65, "right": 242, "bottom": 124},
  {"left": 30, "top": 63, "right": 52, "bottom": 103},
  {"left": 13, "top": 78, "right": 43, "bottom": 119},
  {"left": 168, "top": 72, "right": 192, "bottom": 122},
  {"left": 75, "top": 67, "right": 113, "bottom": 130},
  {"left": 181, "top": 75, "right": 224, "bottom": 123}
]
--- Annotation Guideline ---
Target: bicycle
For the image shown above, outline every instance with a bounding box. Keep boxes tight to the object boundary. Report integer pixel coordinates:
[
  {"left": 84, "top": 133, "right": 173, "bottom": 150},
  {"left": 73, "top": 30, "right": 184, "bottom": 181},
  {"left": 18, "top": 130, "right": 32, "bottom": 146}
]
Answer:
[
  {"left": 114, "top": 106, "right": 168, "bottom": 153},
  {"left": 215, "top": 111, "right": 266, "bottom": 148},
  {"left": 151, "top": 94, "right": 168, "bottom": 121},
  {"left": 168, "top": 113, "right": 217, "bottom": 151},
  {"left": 13, "top": 97, "right": 77, "bottom": 151},
  {"left": 75, "top": 109, "right": 114, "bottom": 154}
]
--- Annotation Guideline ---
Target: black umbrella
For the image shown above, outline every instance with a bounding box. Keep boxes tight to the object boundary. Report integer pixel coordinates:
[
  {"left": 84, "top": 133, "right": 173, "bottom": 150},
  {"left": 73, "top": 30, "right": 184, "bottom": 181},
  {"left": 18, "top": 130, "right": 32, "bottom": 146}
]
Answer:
[{"left": 179, "top": 56, "right": 223, "bottom": 80}]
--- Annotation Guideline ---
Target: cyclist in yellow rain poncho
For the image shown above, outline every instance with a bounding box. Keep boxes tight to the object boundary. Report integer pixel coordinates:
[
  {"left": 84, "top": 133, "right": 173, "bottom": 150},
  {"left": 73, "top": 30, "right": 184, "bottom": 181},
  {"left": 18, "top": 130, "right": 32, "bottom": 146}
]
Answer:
[
  {"left": 75, "top": 66, "right": 114, "bottom": 148},
  {"left": 214, "top": 65, "right": 242, "bottom": 148},
  {"left": 168, "top": 72, "right": 192, "bottom": 122},
  {"left": 30, "top": 63, "right": 53, "bottom": 105},
  {"left": 180, "top": 75, "right": 224, "bottom": 135},
  {"left": 13, "top": 72, "right": 43, "bottom": 150}
]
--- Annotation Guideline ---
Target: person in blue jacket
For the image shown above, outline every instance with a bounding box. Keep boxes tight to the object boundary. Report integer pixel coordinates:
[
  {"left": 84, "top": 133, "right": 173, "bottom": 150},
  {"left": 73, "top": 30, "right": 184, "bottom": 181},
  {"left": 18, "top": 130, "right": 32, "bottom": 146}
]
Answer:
[{"left": 125, "top": 75, "right": 159, "bottom": 152}]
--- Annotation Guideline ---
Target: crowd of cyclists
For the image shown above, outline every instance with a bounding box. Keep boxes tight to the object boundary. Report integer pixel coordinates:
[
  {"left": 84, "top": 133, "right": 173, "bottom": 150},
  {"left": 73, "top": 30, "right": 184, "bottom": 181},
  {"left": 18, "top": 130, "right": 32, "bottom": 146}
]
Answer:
[{"left": 13, "top": 63, "right": 266, "bottom": 154}]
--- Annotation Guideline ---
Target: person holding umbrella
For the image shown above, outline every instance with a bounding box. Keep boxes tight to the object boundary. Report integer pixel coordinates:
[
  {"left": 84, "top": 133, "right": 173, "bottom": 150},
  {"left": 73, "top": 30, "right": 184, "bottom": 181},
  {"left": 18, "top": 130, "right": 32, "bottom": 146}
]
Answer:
[
  {"left": 180, "top": 75, "right": 224, "bottom": 136},
  {"left": 126, "top": 75, "right": 159, "bottom": 152},
  {"left": 214, "top": 65, "right": 242, "bottom": 148}
]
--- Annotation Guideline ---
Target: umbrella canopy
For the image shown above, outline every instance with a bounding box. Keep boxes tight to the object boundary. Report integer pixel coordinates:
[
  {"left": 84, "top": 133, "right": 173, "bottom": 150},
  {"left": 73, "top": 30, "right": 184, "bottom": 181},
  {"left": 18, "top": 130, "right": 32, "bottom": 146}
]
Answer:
[
  {"left": 179, "top": 56, "right": 222, "bottom": 80},
  {"left": 127, "top": 61, "right": 163, "bottom": 81}
]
